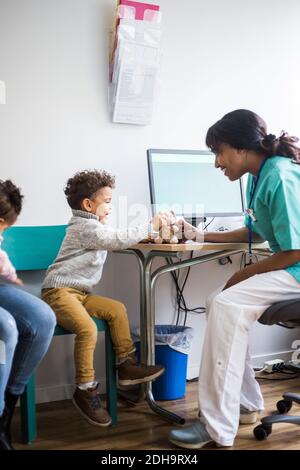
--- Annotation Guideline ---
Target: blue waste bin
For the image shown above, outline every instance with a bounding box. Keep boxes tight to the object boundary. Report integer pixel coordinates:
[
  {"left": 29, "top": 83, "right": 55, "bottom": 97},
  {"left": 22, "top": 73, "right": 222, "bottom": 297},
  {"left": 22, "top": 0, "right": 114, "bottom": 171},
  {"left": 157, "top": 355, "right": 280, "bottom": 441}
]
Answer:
[{"left": 134, "top": 325, "right": 193, "bottom": 400}]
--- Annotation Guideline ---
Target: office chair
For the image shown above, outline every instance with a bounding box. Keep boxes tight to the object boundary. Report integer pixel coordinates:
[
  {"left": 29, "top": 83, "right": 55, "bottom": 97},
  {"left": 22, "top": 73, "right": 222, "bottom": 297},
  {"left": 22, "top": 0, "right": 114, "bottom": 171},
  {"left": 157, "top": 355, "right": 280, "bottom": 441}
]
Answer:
[{"left": 253, "top": 298, "right": 300, "bottom": 440}]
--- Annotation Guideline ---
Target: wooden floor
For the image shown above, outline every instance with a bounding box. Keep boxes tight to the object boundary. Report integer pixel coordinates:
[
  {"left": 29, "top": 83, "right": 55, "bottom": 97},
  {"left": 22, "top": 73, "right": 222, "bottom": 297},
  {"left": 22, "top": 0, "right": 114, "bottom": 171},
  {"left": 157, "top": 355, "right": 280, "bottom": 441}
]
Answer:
[{"left": 12, "top": 378, "right": 300, "bottom": 450}]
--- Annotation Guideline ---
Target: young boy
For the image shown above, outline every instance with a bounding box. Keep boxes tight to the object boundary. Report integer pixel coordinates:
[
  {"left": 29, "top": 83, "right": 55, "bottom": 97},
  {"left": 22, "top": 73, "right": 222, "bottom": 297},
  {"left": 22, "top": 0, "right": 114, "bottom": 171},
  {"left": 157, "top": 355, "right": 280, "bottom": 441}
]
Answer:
[{"left": 42, "top": 170, "right": 167, "bottom": 427}]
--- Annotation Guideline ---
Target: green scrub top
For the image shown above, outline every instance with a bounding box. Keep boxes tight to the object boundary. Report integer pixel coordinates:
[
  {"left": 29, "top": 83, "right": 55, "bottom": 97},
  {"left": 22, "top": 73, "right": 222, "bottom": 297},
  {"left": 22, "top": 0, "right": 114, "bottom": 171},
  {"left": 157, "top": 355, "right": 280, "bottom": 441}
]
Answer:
[{"left": 244, "top": 155, "right": 300, "bottom": 283}]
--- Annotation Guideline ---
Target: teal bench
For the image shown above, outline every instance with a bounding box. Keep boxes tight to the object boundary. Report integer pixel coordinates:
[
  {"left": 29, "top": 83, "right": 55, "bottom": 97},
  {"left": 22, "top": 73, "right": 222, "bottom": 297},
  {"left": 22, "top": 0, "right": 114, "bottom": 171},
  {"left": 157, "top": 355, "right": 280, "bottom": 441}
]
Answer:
[{"left": 2, "top": 225, "right": 117, "bottom": 443}]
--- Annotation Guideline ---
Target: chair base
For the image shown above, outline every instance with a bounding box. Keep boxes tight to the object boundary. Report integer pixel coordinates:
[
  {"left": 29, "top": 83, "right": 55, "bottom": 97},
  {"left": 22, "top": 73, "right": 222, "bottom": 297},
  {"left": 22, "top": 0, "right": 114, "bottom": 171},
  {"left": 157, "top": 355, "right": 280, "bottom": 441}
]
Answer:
[{"left": 253, "top": 393, "right": 300, "bottom": 440}]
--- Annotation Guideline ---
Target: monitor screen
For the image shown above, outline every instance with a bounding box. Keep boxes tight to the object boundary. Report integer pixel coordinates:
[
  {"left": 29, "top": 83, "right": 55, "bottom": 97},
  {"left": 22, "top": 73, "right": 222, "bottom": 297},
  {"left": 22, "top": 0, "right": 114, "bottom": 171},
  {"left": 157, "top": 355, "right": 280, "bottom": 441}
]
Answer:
[{"left": 147, "top": 149, "right": 245, "bottom": 221}]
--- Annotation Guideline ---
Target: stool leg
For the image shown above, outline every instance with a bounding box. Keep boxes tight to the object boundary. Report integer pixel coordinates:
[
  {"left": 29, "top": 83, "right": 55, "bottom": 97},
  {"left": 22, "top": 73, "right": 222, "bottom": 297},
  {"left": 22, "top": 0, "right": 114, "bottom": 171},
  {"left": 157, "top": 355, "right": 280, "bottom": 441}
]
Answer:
[
  {"left": 105, "top": 329, "right": 117, "bottom": 425},
  {"left": 20, "top": 375, "right": 37, "bottom": 444}
]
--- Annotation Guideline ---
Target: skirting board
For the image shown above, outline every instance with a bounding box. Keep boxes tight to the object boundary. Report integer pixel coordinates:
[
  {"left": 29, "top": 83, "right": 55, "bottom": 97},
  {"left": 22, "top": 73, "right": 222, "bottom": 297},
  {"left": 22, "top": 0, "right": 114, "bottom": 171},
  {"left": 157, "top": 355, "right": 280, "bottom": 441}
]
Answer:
[
  {"left": 34, "top": 378, "right": 107, "bottom": 404},
  {"left": 187, "top": 349, "right": 296, "bottom": 381},
  {"left": 32, "top": 349, "right": 296, "bottom": 403}
]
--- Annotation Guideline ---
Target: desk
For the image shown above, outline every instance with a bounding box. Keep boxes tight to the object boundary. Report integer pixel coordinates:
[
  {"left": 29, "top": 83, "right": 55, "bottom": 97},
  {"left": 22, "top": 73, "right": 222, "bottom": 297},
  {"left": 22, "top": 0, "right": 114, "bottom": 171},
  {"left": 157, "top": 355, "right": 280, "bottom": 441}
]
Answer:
[{"left": 116, "top": 242, "right": 269, "bottom": 424}]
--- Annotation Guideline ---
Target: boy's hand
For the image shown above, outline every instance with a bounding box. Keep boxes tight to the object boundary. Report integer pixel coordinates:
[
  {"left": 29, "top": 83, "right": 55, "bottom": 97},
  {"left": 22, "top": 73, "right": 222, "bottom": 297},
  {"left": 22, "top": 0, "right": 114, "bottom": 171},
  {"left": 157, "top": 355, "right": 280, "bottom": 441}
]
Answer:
[{"left": 151, "top": 212, "right": 173, "bottom": 231}]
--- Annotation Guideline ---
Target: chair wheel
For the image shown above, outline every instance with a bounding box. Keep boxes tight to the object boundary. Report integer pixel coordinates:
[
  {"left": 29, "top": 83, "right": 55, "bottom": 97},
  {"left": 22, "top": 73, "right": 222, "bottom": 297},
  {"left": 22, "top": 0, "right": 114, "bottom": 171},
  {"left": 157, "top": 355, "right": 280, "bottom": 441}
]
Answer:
[
  {"left": 253, "top": 424, "right": 272, "bottom": 440},
  {"left": 277, "top": 399, "right": 293, "bottom": 414}
]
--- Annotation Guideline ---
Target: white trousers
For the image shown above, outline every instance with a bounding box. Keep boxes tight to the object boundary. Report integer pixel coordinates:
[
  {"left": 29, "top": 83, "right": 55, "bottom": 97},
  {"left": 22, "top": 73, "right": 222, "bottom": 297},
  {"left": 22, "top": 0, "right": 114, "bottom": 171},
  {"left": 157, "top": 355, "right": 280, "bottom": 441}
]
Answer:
[{"left": 198, "top": 270, "right": 300, "bottom": 446}]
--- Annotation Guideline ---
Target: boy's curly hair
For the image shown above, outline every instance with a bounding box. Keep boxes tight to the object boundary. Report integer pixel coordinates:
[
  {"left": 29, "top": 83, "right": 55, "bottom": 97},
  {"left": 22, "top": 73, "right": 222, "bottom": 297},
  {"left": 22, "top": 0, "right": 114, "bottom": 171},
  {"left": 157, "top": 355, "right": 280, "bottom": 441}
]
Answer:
[
  {"left": 64, "top": 170, "right": 115, "bottom": 210},
  {"left": 0, "top": 180, "right": 23, "bottom": 224}
]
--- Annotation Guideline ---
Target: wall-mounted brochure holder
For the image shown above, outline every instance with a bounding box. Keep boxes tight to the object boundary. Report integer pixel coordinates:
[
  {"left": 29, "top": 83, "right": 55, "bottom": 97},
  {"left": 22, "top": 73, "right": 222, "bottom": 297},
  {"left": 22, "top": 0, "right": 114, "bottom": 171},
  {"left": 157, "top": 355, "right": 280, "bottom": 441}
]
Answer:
[{"left": 109, "top": 0, "right": 162, "bottom": 125}]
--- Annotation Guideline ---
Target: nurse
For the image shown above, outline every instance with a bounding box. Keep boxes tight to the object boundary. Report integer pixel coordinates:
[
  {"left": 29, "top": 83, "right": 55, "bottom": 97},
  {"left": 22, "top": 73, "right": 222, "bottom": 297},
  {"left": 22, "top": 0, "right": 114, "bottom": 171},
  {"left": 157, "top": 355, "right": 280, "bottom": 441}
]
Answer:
[{"left": 169, "top": 109, "right": 300, "bottom": 448}]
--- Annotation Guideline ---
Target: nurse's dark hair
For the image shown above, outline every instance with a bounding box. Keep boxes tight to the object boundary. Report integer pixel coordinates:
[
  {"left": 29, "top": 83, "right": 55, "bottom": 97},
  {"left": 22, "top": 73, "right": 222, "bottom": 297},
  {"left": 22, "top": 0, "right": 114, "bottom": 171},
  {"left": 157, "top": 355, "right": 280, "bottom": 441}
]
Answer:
[
  {"left": 0, "top": 180, "right": 23, "bottom": 224},
  {"left": 206, "top": 109, "right": 300, "bottom": 163}
]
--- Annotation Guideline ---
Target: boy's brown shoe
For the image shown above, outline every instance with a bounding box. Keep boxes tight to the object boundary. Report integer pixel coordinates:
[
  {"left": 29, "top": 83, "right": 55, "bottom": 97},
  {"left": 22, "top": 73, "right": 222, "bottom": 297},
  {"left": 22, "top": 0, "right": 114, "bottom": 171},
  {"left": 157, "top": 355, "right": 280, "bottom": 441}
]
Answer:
[
  {"left": 118, "top": 354, "right": 165, "bottom": 386},
  {"left": 72, "top": 384, "right": 112, "bottom": 427}
]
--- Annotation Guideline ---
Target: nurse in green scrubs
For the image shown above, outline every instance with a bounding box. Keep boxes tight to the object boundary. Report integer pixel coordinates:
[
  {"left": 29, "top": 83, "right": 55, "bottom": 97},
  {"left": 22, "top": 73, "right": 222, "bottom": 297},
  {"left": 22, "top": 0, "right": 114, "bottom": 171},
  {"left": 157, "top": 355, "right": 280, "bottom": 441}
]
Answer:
[{"left": 169, "top": 109, "right": 300, "bottom": 449}]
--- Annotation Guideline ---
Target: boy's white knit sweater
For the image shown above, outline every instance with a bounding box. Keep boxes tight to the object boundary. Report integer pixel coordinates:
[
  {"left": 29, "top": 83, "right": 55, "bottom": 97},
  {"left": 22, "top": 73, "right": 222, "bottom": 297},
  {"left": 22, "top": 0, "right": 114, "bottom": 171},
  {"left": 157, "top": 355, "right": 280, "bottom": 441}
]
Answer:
[{"left": 42, "top": 210, "right": 150, "bottom": 293}]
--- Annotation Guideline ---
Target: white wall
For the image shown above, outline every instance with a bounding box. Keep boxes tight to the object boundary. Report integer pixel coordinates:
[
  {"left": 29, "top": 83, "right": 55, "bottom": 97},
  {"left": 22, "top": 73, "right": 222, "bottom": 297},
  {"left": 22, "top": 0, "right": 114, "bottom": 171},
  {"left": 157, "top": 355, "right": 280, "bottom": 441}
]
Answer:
[{"left": 1, "top": 0, "right": 300, "bottom": 401}]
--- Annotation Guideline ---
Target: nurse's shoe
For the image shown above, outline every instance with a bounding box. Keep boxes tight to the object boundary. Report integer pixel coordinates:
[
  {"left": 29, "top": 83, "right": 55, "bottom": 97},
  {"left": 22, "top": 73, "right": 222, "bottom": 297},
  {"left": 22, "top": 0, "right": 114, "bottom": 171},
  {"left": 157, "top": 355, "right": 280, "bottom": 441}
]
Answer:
[
  {"left": 168, "top": 420, "right": 214, "bottom": 449},
  {"left": 239, "top": 405, "right": 259, "bottom": 425}
]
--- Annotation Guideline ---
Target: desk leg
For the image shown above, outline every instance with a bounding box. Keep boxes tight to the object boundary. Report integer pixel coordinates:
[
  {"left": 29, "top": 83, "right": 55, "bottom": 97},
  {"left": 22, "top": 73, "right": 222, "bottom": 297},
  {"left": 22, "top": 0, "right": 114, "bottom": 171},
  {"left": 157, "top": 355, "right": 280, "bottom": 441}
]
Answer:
[
  {"left": 132, "top": 250, "right": 148, "bottom": 402},
  {"left": 114, "top": 249, "right": 185, "bottom": 422},
  {"left": 116, "top": 250, "right": 147, "bottom": 404},
  {"left": 144, "top": 255, "right": 185, "bottom": 425}
]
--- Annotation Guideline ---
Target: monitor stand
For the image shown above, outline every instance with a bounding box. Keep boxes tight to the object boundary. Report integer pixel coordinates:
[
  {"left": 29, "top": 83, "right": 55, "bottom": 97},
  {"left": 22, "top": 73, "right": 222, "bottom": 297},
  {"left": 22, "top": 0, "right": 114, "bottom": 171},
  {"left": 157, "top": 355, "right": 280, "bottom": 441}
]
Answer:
[{"left": 185, "top": 216, "right": 206, "bottom": 227}]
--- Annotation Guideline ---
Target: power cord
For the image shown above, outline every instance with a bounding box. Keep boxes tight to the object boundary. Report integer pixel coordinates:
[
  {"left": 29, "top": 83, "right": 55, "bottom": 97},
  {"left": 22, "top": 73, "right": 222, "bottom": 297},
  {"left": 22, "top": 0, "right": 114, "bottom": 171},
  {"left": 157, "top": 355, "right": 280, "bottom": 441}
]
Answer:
[
  {"left": 256, "top": 373, "right": 300, "bottom": 381},
  {"left": 254, "top": 365, "right": 268, "bottom": 374},
  {"left": 202, "top": 217, "right": 215, "bottom": 231},
  {"left": 255, "top": 360, "right": 300, "bottom": 380},
  {"left": 169, "top": 219, "right": 235, "bottom": 323},
  {"left": 189, "top": 365, "right": 300, "bottom": 383},
  {"left": 167, "top": 253, "right": 206, "bottom": 326},
  {"left": 240, "top": 251, "right": 259, "bottom": 269}
]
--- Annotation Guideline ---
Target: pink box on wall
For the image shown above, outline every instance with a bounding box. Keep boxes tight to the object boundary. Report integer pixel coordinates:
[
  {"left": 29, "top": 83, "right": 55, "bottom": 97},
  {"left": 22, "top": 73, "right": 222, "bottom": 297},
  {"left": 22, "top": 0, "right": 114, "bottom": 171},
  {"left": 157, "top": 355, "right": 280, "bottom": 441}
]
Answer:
[
  {"left": 118, "top": 0, "right": 160, "bottom": 21},
  {"left": 110, "top": 0, "right": 160, "bottom": 68}
]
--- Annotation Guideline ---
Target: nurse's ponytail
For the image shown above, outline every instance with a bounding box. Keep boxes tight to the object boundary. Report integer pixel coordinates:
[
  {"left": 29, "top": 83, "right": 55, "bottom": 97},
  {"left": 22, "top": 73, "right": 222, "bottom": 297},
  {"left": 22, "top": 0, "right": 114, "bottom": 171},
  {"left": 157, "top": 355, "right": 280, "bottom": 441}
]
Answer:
[
  {"left": 259, "top": 132, "right": 300, "bottom": 162},
  {"left": 206, "top": 109, "right": 300, "bottom": 163}
]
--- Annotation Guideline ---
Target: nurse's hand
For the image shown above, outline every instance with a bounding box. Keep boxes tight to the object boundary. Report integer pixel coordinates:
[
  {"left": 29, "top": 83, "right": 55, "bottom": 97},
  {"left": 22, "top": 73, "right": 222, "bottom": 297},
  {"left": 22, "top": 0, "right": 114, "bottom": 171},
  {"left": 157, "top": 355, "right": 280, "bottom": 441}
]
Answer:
[
  {"left": 176, "top": 218, "right": 204, "bottom": 243},
  {"left": 223, "top": 266, "right": 259, "bottom": 290},
  {"left": 223, "top": 273, "right": 242, "bottom": 290}
]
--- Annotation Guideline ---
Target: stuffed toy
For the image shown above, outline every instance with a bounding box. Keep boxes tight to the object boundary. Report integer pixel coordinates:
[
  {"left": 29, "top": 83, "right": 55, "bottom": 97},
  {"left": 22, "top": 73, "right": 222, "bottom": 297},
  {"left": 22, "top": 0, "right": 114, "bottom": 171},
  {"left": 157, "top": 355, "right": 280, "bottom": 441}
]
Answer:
[{"left": 152, "top": 211, "right": 180, "bottom": 244}]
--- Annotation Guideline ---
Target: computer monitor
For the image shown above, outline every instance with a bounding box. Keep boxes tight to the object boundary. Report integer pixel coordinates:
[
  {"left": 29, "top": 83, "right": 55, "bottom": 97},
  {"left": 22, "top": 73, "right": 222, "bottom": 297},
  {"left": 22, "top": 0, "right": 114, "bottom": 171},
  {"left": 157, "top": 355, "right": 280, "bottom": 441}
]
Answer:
[{"left": 147, "top": 149, "right": 245, "bottom": 225}]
